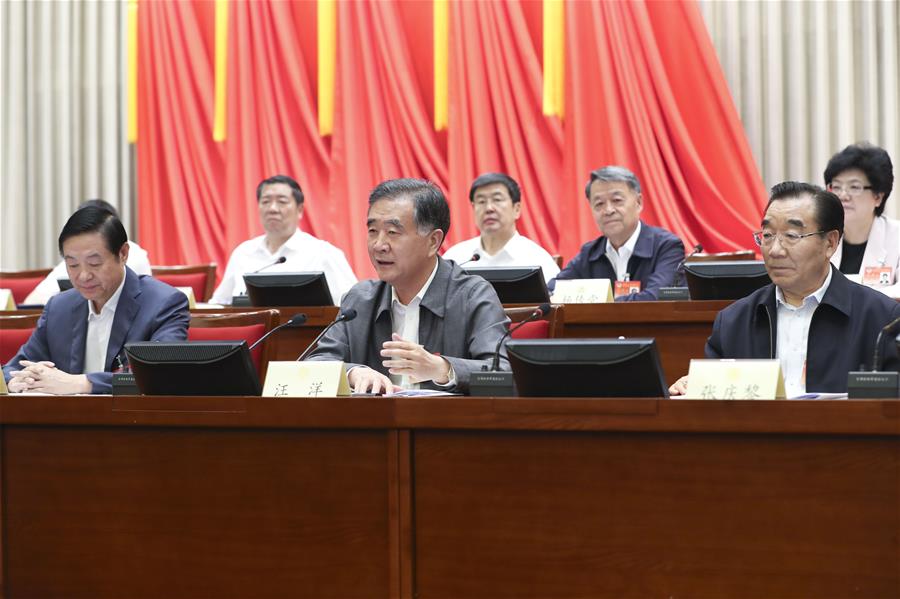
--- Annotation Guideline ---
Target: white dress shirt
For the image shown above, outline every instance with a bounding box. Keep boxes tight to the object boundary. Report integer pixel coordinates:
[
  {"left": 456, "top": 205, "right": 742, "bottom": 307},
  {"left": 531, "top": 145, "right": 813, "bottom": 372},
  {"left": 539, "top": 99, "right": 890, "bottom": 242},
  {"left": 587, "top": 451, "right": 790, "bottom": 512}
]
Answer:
[
  {"left": 775, "top": 267, "right": 832, "bottom": 398},
  {"left": 389, "top": 260, "right": 454, "bottom": 389},
  {"left": 604, "top": 222, "right": 641, "bottom": 281},
  {"left": 24, "top": 241, "right": 152, "bottom": 306},
  {"left": 442, "top": 232, "right": 560, "bottom": 283},
  {"left": 83, "top": 271, "right": 128, "bottom": 374},
  {"left": 211, "top": 230, "right": 358, "bottom": 305}
]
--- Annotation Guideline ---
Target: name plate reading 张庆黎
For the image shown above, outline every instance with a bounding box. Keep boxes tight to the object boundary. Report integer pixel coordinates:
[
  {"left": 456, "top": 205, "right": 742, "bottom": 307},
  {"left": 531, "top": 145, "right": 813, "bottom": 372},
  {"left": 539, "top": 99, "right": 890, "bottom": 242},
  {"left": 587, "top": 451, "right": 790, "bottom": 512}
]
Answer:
[
  {"left": 0, "top": 289, "right": 15, "bottom": 310},
  {"left": 685, "top": 359, "right": 786, "bottom": 400},
  {"left": 175, "top": 286, "right": 197, "bottom": 309},
  {"left": 262, "top": 361, "right": 351, "bottom": 398},
  {"left": 551, "top": 279, "right": 613, "bottom": 304}
]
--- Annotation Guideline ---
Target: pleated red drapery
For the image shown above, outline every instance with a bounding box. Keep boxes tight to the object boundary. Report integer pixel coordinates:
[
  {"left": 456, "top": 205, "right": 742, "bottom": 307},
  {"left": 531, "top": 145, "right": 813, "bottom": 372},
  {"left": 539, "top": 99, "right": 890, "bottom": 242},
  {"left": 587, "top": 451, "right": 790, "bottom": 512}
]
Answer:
[
  {"left": 221, "top": 0, "right": 332, "bottom": 267},
  {"left": 136, "top": 0, "right": 226, "bottom": 266},
  {"left": 329, "top": 0, "right": 449, "bottom": 279},
  {"left": 448, "top": 0, "right": 564, "bottom": 255},
  {"left": 136, "top": 0, "right": 766, "bottom": 278},
  {"left": 562, "top": 0, "right": 764, "bottom": 259}
]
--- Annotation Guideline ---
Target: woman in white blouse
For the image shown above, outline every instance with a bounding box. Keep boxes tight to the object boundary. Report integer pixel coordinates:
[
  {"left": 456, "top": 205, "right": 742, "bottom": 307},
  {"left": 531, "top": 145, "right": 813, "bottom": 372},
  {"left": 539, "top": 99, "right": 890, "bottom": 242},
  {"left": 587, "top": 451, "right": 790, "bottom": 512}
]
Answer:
[{"left": 824, "top": 143, "right": 900, "bottom": 297}]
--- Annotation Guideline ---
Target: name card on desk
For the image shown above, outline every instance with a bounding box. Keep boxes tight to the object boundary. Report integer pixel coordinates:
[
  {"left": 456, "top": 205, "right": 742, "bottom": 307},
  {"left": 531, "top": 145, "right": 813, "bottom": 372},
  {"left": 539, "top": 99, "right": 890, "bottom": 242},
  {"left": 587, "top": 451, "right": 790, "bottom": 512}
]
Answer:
[
  {"left": 175, "top": 286, "right": 197, "bottom": 308},
  {"left": 551, "top": 279, "right": 613, "bottom": 303},
  {"left": 0, "top": 375, "right": 7, "bottom": 394},
  {"left": 686, "top": 359, "right": 785, "bottom": 399},
  {"left": 0, "top": 289, "right": 15, "bottom": 310},
  {"left": 263, "top": 361, "right": 351, "bottom": 397}
]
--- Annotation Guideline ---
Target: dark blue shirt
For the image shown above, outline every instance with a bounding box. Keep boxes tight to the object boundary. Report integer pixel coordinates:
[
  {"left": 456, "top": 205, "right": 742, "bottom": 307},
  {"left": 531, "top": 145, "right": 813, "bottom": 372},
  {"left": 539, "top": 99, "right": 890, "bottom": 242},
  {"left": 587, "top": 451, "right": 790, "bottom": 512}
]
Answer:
[
  {"left": 550, "top": 222, "right": 685, "bottom": 301},
  {"left": 706, "top": 267, "right": 900, "bottom": 392}
]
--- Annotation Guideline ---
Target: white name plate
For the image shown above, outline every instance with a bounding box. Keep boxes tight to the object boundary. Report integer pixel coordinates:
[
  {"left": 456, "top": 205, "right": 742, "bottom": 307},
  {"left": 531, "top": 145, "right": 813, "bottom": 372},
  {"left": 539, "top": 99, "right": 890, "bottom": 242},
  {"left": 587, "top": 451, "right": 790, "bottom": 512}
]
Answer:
[
  {"left": 262, "top": 361, "right": 351, "bottom": 397},
  {"left": 175, "top": 286, "right": 197, "bottom": 308},
  {"left": 685, "top": 359, "right": 785, "bottom": 400},
  {"left": 0, "top": 289, "right": 16, "bottom": 310},
  {"left": 551, "top": 279, "right": 613, "bottom": 303}
]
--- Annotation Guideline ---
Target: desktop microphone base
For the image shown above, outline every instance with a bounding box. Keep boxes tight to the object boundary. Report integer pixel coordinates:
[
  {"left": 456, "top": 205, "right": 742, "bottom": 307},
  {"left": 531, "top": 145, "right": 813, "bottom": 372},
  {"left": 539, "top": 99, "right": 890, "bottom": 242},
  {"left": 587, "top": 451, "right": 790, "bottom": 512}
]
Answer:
[
  {"left": 847, "top": 371, "right": 899, "bottom": 398},
  {"left": 658, "top": 287, "right": 690, "bottom": 301},
  {"left": 470, "top": 371, "right": 515, "bottom": 397},
  {"left": 112, "top": 373, "right": 140, "bottom": 395}
]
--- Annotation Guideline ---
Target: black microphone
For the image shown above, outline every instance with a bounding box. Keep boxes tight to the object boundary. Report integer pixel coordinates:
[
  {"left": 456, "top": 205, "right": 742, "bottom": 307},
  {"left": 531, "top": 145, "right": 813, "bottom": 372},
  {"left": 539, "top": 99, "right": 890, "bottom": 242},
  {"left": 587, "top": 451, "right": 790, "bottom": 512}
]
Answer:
[
  {"left": 459, "top": 253, "right": 481, "bottom": 267},
  {"left": 672, "top": 244, "right": 703, "bottom": 286},
  {"left": 490, "top": 303, "right": 551, "bottom": 371},
  {"left": 248, "top": 313, "right": 308, "bottom": 351},
  {"left": 251, "top": 255, "right": 287, "bottom": 274},
  {"left": 871, "top": 315, "right": 900, "bottom": 371},
  {"left": 848, "top": 314, "right": 900, "bottom": 398},
  {"left": 296, "top": 309, "right": 358, "bottom": 361}
]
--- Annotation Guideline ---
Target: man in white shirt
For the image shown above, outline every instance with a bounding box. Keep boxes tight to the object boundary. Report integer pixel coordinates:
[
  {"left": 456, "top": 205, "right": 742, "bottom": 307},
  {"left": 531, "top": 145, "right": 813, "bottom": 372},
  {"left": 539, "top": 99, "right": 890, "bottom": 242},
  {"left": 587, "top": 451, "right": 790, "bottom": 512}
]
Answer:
[
  {"left": 670, "top": 181, "right": 900, "bottom": 396},
  {"left": 24, "top": 199, "right": 152, "bottom": 305},
  {"left": 210, "top": 175, "right": 357, "bottom": 305},
  {"left": 4, "top": 206, "right": 189, "bottom": 394},
  {"left": 442, "top": 172, "right": 559, "bottom": 282}
]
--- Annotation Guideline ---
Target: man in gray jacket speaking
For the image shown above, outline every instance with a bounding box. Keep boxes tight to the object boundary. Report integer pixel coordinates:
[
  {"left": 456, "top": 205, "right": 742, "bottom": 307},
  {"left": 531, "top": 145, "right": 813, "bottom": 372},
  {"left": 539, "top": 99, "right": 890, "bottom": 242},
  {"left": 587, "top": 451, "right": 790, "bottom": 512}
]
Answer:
[{"left": 306, "top": 178, "right": 510, "bottom": 395}]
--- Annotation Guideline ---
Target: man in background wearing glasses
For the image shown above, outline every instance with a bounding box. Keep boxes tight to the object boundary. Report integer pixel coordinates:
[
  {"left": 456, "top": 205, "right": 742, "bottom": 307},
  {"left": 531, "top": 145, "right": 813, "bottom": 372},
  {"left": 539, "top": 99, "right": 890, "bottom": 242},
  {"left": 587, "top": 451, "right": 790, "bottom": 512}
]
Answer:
[{"left": 670, "top": 181, "right": 900, "bottom": 397}]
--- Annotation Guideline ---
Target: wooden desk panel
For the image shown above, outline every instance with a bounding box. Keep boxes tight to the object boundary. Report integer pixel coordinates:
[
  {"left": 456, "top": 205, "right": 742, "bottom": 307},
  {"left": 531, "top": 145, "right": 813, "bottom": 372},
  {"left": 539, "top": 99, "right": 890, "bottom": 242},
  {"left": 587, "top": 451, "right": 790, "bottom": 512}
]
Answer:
[
  {"left": 2, "top": 396, "right": 899, "bottom": 598},
  {"left": 414, "top": 430, "right": 899, "bottom": 598},
  {"left": 2, "top": 423, "right": 395, "bottom": 598}
]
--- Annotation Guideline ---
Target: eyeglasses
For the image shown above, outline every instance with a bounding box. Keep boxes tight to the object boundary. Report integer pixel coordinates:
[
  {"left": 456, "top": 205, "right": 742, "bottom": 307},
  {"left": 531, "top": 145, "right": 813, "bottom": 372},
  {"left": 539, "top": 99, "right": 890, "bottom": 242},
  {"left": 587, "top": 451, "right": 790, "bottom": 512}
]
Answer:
[
  {"left": 827, "top": 183, "right": 872, "bottom": 197},
  {"left": 753, "top": 230, "right": 827, "bottom": 248}
]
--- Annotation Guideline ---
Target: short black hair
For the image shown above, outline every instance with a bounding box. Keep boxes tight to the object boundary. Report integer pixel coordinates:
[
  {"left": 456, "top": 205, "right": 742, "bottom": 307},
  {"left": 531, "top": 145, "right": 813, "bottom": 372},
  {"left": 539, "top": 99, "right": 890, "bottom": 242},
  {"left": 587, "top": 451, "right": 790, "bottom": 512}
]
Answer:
[
  {"left": 469, "top": 172, "right": 521, "bottom": 204},
  {"left": 823, "top": 143, "right": 893, "bottom": 216},
  {"left": 368, "top": 178, "right": 450, "bottom": 239},
  {"left": 584, "top": 165, "right": 641, "bottom": 198},
  {"left": 78, "top": 199, "right": 119, "bottom": 218},
  {"left": 256, "top": 175, "right": 304, "bottom": 204},
  {"left": 767, "top": 181, "right": 844, "bottom": 238},
  {"left": 58, "top": 205, "right": 128, "bottom": 256}
]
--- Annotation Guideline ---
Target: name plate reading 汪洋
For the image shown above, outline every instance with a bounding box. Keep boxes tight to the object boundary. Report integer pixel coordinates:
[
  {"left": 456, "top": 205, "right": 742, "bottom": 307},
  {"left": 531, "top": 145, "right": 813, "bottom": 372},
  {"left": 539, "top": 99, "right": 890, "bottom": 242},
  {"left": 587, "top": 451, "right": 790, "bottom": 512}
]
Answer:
[
  {"left": 0, "top": 289, "right": 15, "bottom": 310},
  {"left": 262, "top": 361, "right": 351, "bottom": 398},
  {"left": 175, "top": 286, "right": 197, "bottom": 309},
  {"left": 551, "top": 279, "right": 613, "bottom": 304},
  {"left": 685, "top": 359, "right": 785, "bottom": 400}
]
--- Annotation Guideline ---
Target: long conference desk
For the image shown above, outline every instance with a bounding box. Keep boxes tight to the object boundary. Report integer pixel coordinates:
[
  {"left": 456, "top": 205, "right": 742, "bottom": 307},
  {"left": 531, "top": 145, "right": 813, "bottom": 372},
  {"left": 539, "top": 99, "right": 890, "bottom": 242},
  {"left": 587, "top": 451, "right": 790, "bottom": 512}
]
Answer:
[
  {"left": 195, "top": 300, "right": 732, "bottom": 385},
  {"left": 1, "top": 395, "right": 898, "bottom": 598}
]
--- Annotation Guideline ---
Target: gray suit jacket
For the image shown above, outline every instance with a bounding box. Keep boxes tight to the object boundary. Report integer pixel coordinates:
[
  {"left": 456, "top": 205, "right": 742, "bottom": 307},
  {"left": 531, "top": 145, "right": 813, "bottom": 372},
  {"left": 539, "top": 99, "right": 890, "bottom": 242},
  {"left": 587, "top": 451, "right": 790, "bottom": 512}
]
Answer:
[{"left": 307, "top": 257, "right": 510, "bottom": 393}]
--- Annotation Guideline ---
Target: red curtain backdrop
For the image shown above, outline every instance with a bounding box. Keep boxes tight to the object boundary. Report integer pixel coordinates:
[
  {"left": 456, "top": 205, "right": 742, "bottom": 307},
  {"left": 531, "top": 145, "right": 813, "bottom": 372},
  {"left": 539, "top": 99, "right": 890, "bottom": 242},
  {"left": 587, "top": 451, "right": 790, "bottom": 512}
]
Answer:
[
  {"left": 329, "top": 0, "right": 449, "bottom": 278},
  {"left": 137, "top": 0, "right": 766, "bottom": 278},
  {"left": 137, "top": 0, "right": 225, "bottom": 266},
  {"left": 448, "top": 0, "right": 564, "bottom": 255},
  {"left": 221, "top": 0, "right": 332, "bottom": 267}
]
